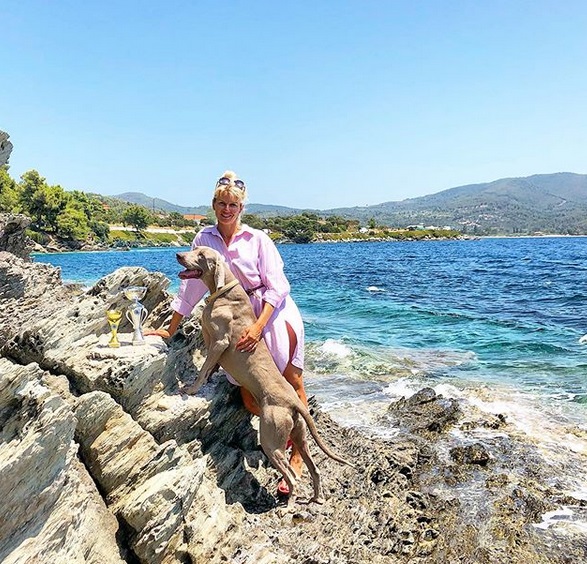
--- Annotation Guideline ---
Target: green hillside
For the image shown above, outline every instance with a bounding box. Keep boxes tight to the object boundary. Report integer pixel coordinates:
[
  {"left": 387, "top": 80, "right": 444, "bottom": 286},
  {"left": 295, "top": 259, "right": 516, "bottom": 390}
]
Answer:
[
  {"left": 113, "top": 192, "right": 304, "bottom": 217},
  {"left": 113, "top": 172, "right": 587, "bottom": 235},
  {"left": 299, "top": 172, "right": 587, "bottom": 234}
]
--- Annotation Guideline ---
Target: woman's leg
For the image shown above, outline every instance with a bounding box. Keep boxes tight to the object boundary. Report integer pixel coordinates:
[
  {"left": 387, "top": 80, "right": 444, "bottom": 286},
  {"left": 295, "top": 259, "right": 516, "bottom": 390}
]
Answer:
[{"left": 240, "top": 387, "right": 260, "bottom": 416}]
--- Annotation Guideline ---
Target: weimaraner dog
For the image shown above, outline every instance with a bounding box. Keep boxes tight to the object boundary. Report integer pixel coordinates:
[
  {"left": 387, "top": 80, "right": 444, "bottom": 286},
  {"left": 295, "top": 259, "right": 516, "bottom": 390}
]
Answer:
[{"left": 176, "top": 246, "right": 353, "bottom": 503}]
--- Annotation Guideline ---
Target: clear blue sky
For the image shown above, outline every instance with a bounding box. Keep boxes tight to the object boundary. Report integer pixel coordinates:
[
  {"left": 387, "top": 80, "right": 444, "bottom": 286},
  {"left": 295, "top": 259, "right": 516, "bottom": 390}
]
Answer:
[{"left": 2, "top": 1, "right": 586, "bottom": 209}]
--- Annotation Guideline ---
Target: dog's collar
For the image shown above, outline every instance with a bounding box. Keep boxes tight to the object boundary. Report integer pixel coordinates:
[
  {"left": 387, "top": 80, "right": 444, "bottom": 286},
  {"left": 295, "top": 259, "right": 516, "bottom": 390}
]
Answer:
[{"left": 205, "top": 279, "right": 239, "bottom": 305}]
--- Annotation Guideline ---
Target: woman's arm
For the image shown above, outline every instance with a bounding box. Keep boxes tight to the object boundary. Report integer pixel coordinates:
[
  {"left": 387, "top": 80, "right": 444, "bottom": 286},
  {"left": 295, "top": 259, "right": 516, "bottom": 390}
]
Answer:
[{"left": 145, "top": 310, "right": 184, "bottom": 338}]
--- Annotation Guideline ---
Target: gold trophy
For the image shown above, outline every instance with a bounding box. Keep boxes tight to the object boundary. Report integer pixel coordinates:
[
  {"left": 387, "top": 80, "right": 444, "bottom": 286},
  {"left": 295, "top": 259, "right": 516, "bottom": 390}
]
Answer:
[{"left": 106, "top": 309, "right": 123, "bottom": 348}]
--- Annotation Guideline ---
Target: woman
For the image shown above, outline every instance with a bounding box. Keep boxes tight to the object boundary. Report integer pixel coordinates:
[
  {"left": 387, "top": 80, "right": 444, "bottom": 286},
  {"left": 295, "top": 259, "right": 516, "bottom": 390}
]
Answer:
[{"left": 150, "top": 170, "right": 308, "bottom": 496}]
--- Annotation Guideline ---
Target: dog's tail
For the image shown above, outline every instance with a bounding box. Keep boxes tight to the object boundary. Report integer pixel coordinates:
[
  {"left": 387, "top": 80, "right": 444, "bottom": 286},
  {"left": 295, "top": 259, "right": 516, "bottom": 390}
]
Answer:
[{"left": 297, "top": 406, "right": 355, "bottom": 468}]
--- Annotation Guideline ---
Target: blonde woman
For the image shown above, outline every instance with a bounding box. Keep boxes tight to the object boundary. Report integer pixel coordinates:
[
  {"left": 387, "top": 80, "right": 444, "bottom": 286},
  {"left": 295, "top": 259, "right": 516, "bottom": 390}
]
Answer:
[{"left": 152, "top": 171, "right": 308, "bottom": 496}]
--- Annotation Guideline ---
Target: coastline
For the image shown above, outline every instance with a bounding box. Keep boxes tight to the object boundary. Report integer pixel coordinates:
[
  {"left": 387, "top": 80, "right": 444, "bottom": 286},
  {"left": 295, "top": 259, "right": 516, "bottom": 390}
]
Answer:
[
  {"left": 40, "top": 232, "right": 587, "bottom": 254},
  {"left": 31, "top": 230, "right": 475, "bottom": 254},
  {"left": 479, "top": 233, "right": 587, "bottom": 239},
  {"left": 32, "top": 222, "right": 587, "bottom": 256}
]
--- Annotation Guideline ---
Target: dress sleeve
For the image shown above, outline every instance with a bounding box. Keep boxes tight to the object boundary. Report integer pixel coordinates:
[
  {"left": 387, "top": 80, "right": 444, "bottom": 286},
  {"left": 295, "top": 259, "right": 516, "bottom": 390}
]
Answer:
[
  {"left": 257, "top": 232, "right": 290, "bottom": 308},
  {"left": 170, "top": 233, "right": 208, "bottom": 316}
]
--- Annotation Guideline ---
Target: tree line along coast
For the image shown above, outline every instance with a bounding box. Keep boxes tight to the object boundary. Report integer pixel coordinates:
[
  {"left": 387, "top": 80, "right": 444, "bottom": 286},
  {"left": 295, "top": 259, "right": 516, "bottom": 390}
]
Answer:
[{"left": 0, "top": 167, "right": 463, "bottom": 252}]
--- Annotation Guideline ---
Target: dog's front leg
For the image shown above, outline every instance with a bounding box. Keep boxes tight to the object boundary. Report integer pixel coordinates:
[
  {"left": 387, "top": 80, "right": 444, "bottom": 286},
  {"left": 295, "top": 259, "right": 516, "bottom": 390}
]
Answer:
[{"left": 182, "top": 336, "right": 229, "bottom": 395}]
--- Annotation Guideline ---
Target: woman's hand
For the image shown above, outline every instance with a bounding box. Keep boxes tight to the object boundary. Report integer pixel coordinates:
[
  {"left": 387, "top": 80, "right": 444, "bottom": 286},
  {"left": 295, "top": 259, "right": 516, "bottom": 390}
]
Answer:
[
  {"left": 143, "top": 312, "right": 183, "bottom": 340},
  {"left": 143, "top": 328, "right": 172, "bottom": 339},
  {"left": 237, "top": 323, "right": 263, "bottom": 353}
]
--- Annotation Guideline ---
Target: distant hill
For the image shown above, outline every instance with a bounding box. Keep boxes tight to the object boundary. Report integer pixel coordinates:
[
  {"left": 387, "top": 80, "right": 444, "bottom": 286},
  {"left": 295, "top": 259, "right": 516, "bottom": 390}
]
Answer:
[
  {"left": 113, "top": 192, "right": 310, "bottom": 217},
  {"left": 325, "top": 172, "right": 587, "bottom": 234},
  {"left": 113, "top": 172, "right": 587, "bottom": 235},
  {"left": 112, "top": 192, "right": 209, "bottom": 215}
]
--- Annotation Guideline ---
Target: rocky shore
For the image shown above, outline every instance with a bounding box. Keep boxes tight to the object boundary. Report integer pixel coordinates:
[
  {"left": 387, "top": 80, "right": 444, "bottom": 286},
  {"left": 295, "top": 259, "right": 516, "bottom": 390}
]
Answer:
[
  {"left": 30, "top": 228, "right": 194, "bottom": 254},
  {"left": 26, "top": 223, "right": 469, "bottom": 255},
  {"left": 1, "top": 212, "right": 585, "bottom": 563}
]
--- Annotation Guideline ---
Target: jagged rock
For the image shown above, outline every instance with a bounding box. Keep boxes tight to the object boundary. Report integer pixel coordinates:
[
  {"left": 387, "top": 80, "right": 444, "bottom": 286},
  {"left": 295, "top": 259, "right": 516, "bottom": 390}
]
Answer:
[
  {"left": 0, "top": 131, "right": 13, "bottom": 166},
  {"left": 0, "top": 359, "right": 126, "bottom": 563},
  {"left": 0, "top": 230, "right": 585, "bottom": 563},
  {"left": 0, "top": 250, "right": 72, "bottom": 350},
  {"left": 450, "top": 443, "right": 491, "bottom": 466},
  {"left": 0, "top": 214, "right": 34, "bottom": 260},
  {"left": 387, "top": 387, "right": 462, "bottom": 435},
  {"left": 75, "top": 391, "right": 207, "bottom": 563}
]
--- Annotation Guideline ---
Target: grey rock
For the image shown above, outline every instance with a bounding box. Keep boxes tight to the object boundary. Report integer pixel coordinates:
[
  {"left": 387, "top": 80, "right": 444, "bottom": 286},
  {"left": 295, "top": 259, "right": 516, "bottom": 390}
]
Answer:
[
  {"left": 0, "top": 131, "right": 13, "bottom": 166},
  {"left": 0, "top": 359, "right": 126, "bottom": 564},
  {"left": 387, "top": 387, "right": 462, "bottom": 435},
  {"left": 450, "top": 443, "right": 491, "bottom": 465},
  {"left": 0, "top": 213, "right": 34, "bottom": 260}
]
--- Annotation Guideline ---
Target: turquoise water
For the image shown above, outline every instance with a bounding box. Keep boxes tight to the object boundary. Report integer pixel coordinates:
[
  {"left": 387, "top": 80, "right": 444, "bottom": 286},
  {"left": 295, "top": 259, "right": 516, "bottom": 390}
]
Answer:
[{"left": 36, "top": 237, "right": 587, "bottom": 433}]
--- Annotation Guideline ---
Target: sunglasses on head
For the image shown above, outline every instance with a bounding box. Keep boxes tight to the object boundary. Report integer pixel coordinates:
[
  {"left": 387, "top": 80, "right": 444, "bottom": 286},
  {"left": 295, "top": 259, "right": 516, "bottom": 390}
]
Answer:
[{"left": 216, "top": 177, "right": 246, "bottom": 191}]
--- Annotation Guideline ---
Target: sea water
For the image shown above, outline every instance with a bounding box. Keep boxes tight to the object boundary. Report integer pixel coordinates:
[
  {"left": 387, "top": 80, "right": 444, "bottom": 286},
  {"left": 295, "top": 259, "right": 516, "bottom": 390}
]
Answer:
[
  {"left": 36, "top": 237, "right": 587, "bottom": 418},
  {"left": 36, "top": 237, "right": 587, "bottom": 529}
]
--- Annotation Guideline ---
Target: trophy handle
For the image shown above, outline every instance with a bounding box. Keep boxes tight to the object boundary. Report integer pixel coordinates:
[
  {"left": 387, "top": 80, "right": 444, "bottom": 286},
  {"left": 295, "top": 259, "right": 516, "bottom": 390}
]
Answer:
[
  {"left": 126, "top": 310, "right": 133, "bottom": 325},
  {"left": 140, "top": 306, "right": 149, "bottom": 323}
]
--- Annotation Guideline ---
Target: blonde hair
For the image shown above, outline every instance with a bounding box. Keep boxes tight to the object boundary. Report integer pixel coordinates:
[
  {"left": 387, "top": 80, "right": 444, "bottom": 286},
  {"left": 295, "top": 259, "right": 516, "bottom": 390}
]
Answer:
[{"left": 212, "top": 170, "right": 248, "bottom": 205}]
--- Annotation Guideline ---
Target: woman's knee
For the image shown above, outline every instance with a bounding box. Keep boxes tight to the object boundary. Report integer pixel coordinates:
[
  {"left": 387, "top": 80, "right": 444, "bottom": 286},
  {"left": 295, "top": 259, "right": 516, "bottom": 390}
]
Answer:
[
  {"left": 283, "top": 363, "right": 307, "bottom": 404},
  {"left": 283, "top": 364, "right": 303, "bottom": 388}
]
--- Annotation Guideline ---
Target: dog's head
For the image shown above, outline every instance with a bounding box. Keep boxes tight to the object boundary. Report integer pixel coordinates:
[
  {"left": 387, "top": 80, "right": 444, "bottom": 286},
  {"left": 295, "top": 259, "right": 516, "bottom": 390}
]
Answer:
[{"left": 176, "top": 247, "right": 225, "bottom": 291}]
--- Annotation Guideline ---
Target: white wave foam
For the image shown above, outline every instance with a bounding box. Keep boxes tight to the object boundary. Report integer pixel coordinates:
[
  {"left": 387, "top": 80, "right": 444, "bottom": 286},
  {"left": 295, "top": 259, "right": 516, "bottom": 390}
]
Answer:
[
  {"left": 319, "top": 339, "right": 353, "bottom": 358},
  {"left": 381, "top": 378, "right": 587, "bottom": 457},
  {"left": 367, "top": 286, "right": 386, "bottom": 293},
  {"left": 454, "top": 387, "right": 587, "bottom": 456},
  {"left": 381, "top": 378, "right": 421, "bottom": 400},
  {"left": 307, "top": 341, "right": 478, "bottom": 381},
  {"left": 319, "top": 398, "right": 400, "bottom": 440}
]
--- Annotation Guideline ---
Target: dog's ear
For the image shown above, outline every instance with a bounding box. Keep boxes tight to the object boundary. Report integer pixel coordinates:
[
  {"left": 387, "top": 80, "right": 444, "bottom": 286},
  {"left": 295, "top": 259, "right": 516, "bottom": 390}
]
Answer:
[{"left": 213, "top": 254, "right": 225, "bottom": 290}]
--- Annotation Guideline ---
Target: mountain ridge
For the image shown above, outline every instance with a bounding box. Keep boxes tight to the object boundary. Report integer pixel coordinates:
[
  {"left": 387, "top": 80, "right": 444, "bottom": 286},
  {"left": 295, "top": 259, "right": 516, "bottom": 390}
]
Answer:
[{"left": 112, "top": 172, "right": 587, "bottom": 235}]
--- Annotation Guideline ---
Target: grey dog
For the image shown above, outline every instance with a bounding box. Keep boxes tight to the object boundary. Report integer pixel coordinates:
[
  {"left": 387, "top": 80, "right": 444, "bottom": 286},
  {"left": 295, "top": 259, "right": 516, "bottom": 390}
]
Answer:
[{"left": 177, "top": 246, "right": 353, "bottom": 502}]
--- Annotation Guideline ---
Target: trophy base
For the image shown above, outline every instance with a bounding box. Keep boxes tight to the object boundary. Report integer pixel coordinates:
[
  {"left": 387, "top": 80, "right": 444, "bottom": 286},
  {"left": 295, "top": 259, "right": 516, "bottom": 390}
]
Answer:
[
  {"left": 108, "top": 342, "right": 121, "bottom": 348},
  {"left": 131, "top": 331, "right": 146, "bottom": 346}
]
